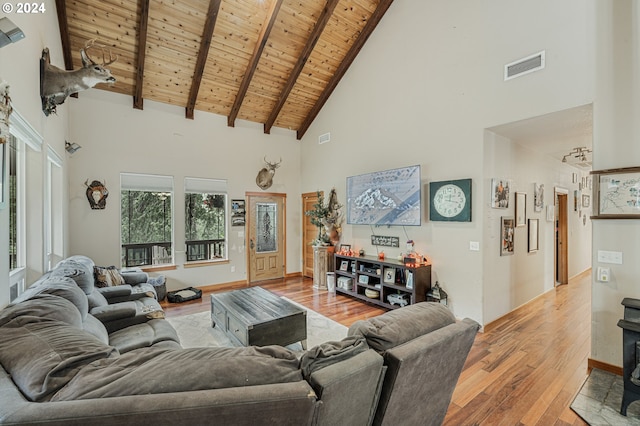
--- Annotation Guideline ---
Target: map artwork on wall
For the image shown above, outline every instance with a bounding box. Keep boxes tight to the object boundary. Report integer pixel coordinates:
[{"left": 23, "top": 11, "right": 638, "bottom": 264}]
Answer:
[
  {"left": 346, "top": 165, "right": 421, "bottom": 226},
  {"left": 598, "top": 172, "right": 640, "bottom": 215}
]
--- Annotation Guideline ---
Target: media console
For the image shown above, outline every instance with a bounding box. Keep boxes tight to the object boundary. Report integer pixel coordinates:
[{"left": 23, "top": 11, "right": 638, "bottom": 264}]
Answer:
[{"left": 334, "top": 253, "right": 431, "bottom": 309}]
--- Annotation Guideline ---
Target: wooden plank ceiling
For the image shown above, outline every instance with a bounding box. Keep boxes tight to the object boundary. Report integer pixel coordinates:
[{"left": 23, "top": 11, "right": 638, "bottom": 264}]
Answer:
[{"left": 55, "top": 0, "right": 393, "bottom": 139}]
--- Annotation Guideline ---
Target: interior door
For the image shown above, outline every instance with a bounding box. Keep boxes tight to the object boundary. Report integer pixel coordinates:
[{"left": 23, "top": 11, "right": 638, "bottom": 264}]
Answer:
[
  {"left": 247, "top": 193, "right": 286, "bottom": 283},
  {"left": 555, "top": 190, "right": 569, "bottom": 286},
  {"left": 302, "top": 192, "right": 320, "bottom": 278}
]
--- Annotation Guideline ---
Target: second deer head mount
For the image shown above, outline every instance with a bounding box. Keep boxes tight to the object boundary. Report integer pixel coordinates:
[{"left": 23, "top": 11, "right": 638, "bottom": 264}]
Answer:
[
  {"left": 256, "top": 157, "right": 282, "bottom": 190},
  {"left": 40, "top": 39, "right": 118, "bottom": 116}
]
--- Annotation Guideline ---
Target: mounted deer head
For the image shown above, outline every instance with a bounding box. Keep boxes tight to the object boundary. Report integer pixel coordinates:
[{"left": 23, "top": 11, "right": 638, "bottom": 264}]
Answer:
[
  {"left": 256, "top": 157, "right": 282, "bottom": 190},
  {"left": 41, "top": 39, "right": 118, "bottom": 116}
]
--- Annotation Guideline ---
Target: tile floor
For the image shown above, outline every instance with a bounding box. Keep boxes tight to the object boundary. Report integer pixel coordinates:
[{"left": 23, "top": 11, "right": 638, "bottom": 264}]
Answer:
[{"left": 572, "top": 368, "right": 640, "bottom": 425}]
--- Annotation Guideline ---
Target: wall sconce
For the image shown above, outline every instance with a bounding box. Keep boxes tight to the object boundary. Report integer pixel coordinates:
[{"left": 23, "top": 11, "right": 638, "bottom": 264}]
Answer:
[
  {"left": 0, "top": 17, "right": 25, "bottom": 48},
  {"left": 65, "top": 141, "right": 81, "bottom": 154}
]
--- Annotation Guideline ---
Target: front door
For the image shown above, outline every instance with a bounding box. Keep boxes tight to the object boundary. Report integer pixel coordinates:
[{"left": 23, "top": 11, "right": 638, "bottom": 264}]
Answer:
[{"left": 247, "top": 193, "right": 286, "bottom": 283}]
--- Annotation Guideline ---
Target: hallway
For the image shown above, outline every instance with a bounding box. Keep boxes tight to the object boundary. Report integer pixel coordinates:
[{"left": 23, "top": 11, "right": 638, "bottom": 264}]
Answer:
[{"left": 444, "top": 270, "right": 592, "bottom": 425}]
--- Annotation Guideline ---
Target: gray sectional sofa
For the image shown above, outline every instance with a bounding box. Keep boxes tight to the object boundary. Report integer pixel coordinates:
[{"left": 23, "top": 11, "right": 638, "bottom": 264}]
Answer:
[{"left": 0, "top": 255, "right": 479, "bottom": 426}]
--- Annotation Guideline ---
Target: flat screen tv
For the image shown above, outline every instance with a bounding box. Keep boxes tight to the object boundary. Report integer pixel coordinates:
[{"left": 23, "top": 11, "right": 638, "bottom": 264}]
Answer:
[{"left": 346, "top": 165, "right": 421, "bottom": 226}]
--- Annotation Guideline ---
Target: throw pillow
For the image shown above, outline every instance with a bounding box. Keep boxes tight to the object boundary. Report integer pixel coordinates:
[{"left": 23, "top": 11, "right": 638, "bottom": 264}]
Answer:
[{"left": 94, "top": 266, "right": 125, "bottom": 288}]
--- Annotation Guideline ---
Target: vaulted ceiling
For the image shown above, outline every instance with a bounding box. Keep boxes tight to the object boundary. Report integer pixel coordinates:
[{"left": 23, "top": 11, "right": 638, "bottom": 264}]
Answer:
[{"left": 55, "top": 0, "right": 393, "bottom": 139}]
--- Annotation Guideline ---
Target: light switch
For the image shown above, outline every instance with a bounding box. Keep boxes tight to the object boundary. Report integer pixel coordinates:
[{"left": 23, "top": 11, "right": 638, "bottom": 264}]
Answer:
[
  {"left": 597, "top": 250, "right": 623, "bottom": 265},
  {"left": 469, "top": 241, "right": 480, "bottom": 251}
]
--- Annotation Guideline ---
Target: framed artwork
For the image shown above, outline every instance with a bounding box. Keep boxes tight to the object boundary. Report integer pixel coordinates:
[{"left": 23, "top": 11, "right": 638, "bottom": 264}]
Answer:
[
  {"left": 339, "top": 260, "right": 349, "bottom": 271},
  {"left": 528, "top": 219, "right": 539, "bottom": 252},
  {"left": 582, "top": 194, "right": 590, "bottom": 208},
  {"left": 231, "top": 199, "right": 246, "bottom": 226},
  {"left": 515, "top": 192, "right": 526, "bottom": 227},
  {"left": 591, "top": 167, "right": 640, "bottom": 219},
  {"left": 534, "top": 183, "right": 544, "bottom": 212},
  {"left": 500, "top": 216, "right": 515, "bottom": 256},
  {"left": 0, "top": 142, "right": 6, "bottom": 209},
  {"left": 383, "top": 267, "right": 395, "bottom": 284},
  {"left": 429, "top": 178, "right": 472, "bottom": 221},
  {"left": 546, "top": 205, "right": 554, "bottom": 222},
  {"left": 358, "top": 275, "right": 369, "bottom": 284},
  {"left": 491, "top": 178, "right": 510, "bottom": 209}
]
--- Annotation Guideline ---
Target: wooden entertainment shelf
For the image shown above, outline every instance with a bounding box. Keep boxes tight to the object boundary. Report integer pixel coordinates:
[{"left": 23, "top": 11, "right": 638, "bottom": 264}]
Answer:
[{"left": 334, "top": 253, "right": 431, "bottom": 309}]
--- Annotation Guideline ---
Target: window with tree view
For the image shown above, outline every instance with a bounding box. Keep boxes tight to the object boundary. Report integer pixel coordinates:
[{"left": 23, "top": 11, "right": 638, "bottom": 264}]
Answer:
[
  {"left": 121, "top": 173, "right": 173, "bottom": 268},
  {"left": 185, "top": 177, "right": 227, "bottom": 262}
]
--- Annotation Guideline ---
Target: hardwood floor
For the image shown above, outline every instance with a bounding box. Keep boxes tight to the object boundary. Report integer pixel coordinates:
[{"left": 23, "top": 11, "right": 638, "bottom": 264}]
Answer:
[{"left": 162, "top": 271, "right": 592, "bottom": 425}]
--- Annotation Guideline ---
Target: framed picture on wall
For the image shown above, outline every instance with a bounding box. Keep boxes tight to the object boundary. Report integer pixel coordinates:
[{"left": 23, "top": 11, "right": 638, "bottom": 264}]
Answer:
[
  {"left": 591, "top": 167, "right": 640, "bottom": 218},
  {"left": 528, "top": 219, "right": 539, "bottom": 253},
  {"left": 515, "top": 192, "right": 526, "bottom": 227},
  {"left": 534, "top": 183, "right": 544, "bottom": 212},
  {"left": 491, "top": 178, "right": 510, "bottom": 209},
  {"left": 500, "top": 216, "right": 515, "bottom": 256}
]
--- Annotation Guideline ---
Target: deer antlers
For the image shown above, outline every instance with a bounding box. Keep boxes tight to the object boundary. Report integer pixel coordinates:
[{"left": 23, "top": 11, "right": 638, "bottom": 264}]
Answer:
[
  {"left": 81, "top": 39, "right": 118, "bottom": 67},
  {"left": 264, "top": 156, "right": 282, "bottom": 169}
]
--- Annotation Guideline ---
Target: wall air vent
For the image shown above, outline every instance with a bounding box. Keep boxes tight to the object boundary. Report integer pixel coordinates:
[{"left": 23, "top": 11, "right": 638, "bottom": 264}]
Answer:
[
  {"left": 318, "top": 132, "right": 331, "bottom": 144},
  {"left": 504, "top": 50, "right": 545, "bottom": 81}
]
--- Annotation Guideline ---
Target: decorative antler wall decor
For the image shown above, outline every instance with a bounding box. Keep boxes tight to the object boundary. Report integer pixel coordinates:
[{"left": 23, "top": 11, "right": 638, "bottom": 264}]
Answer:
[
  {"left": 41, "top": 39, "right": 118, "bottom": 116},
  {"left": 85, "top": 179, "right": 109, "bottom": 210},
  {"left": 0, "top": 78, "right": 12, "bottom": 144},
  {"left": 255, "top": 157, "right": 282, "bottom": 190}
]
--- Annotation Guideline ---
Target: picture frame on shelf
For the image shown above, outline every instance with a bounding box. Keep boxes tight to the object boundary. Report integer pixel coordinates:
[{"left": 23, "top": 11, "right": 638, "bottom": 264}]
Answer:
[
  {"left": 591, "top": 167, "right": 640, "bottom": 219},
  {"left": 490, "top": 178, "right": 510, "bottom": 209},
  {"left": 339, "top": 244, "right": 351, "bottom": 254},
  {"left": 528, "top": 219, "right": 539, "bottom": 253},
  {"left": 515, "top": 192, "right": 526, "bottom": 227},
  {"left": 339, "top": 260, "right": 349, "bottom": 271},
  {"left": 358, "top": 275, "right": 369, "bottom": 284},
  {"left": 500, "top": 216, "right": 515, "bottom": 256},
  {"left": 405, "top": 271, "right": 414, "bottom": 289},
  {"left": 383, "top": 267, "right": 396, "bottom": 284}
]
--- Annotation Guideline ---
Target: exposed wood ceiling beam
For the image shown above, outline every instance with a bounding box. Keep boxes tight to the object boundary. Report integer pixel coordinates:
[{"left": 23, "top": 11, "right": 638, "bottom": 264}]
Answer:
[
  {"left": 227, "top": 0, "right": 284, "bottom": 128},
  {"left": 264, "top": 0, "right": 340, "bottom": 135},
  {"left": 133, "top": 0, "right": 150, "bottom": 110},
  {"left": 186, "top": 0, "right": 222, "bottom": 119},
  {"left": 296, "top": 0, "right": 395, "bottom": 140},
  {"left": 55, "top": 0, "right": 73, "bottom": 70}
]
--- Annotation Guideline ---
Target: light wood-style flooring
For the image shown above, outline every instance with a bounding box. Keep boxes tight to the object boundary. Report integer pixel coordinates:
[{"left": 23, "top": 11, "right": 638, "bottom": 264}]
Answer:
[{"left": 162, "top": 270, "right": 591, "bottom": 425}]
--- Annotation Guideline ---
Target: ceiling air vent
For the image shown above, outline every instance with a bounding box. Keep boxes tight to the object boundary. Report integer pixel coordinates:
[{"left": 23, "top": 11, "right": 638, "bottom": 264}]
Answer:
[
  {"left": 318, "top": 132, "right": 331, "bottom": 144},
  {"left": 504, "top": 51, "right": 545, "bottom": 81}
]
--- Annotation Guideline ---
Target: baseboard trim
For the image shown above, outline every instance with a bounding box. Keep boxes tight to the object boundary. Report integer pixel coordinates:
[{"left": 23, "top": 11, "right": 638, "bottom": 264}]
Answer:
[{"left": 588, "top": 358, "right": 622, "bottom": 376}]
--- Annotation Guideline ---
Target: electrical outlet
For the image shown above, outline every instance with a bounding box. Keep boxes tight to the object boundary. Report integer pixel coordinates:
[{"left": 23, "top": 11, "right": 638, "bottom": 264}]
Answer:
[{"left": 597, "top": 267, "right": 610, "bottom": 282}]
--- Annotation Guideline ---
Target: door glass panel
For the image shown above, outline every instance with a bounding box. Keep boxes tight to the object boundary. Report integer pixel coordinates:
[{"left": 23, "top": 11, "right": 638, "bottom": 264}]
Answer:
[{"left": 256, "top": 202, "right": 277, "bottom": 253}]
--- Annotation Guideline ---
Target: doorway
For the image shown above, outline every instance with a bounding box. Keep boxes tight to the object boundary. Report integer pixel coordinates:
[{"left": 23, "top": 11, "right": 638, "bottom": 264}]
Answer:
[
  {"left": 301, "top": 191, "right": 321, "bottom": 278},
  {"left": 555, "top": 188, "right": 569, "bottom": 286},
  {"left": 246, "top": 192, "right": 286, "bottom": 283}
]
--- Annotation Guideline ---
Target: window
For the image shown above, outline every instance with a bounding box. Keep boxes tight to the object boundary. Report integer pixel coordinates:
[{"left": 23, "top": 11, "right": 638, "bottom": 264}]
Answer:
[
  {"left": 121, "top": 173, "right": 174, "bottom": 267},
  {"left": 184, "top": 177, "right": 227, "bottom": 262},
  {"left": 8, "top": 110, "right": 43, "bottom": 300}
]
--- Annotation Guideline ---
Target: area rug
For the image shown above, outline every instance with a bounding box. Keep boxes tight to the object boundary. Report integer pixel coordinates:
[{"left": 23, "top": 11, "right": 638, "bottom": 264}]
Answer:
[
  {"left": 167, "top": 298, "right": 348, "bottom": 351},
  {"left": 571, "top": 368, "right": 640, "bottom": 425}
]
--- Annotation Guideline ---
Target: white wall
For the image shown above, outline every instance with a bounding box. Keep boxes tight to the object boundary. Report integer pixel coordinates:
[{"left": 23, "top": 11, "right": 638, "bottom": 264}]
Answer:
[
  {"left": 299, "top": 0, "right": 595, "bottom": 325},
  {"left": 67, "top": 89, "right": 301, "bottom": 290},
  {"left": 0, "top": 2, "right": 68, "bottom": 306},
  {"left": 591, "top": 1, "right": 640, "bottom": 367}
]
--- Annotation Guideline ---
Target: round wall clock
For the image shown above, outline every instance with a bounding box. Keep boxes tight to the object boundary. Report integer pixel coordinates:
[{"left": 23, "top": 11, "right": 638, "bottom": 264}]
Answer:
[{"left": 429, "top": 179, "right": 472, "bottom": 222}]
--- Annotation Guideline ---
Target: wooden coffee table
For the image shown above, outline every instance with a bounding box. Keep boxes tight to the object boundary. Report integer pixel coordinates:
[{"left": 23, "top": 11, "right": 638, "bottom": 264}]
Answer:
[{"left": 210, "top": 286, "right": 307, "bottom": 349}]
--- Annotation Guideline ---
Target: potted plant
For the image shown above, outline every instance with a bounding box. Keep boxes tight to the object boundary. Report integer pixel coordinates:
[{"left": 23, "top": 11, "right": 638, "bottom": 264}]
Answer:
[{"left": 305, "top": 191, "right": 331, "bottom": 246}]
